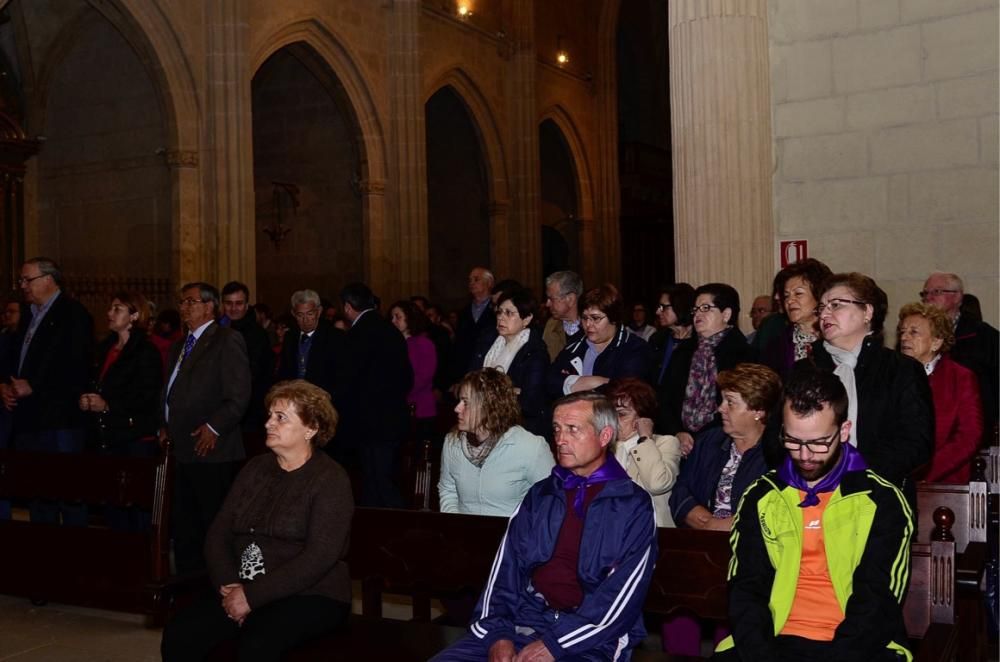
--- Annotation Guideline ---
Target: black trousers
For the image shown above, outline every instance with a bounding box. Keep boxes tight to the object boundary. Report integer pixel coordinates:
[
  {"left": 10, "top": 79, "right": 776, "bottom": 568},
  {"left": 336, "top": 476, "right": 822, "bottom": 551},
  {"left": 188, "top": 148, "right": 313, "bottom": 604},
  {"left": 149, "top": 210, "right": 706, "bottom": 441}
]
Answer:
[
  {"left": 161, "top": 591, "right": 349, "bottom": 662},
  {"left": 171, "top": 461, "right": 236, "bottom": 574},
  {"left": 359, "top": 440, "right": 404, "bottom": 508}
]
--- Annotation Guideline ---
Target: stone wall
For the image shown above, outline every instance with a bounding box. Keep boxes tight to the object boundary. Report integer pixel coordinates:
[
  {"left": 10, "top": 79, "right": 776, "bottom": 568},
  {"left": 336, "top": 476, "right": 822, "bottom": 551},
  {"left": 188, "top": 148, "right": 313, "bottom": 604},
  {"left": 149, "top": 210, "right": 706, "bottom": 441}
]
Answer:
[{"left": 770, "top": 0, "right": 999, "bottom": 328}]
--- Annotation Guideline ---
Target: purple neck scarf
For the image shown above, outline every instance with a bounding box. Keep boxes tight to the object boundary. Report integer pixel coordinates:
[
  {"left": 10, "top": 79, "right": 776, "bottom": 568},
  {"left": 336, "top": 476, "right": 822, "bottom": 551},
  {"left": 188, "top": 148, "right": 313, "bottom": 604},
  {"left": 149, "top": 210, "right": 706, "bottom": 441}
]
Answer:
[
  {"left": 777, "top": 442, "right": 867, "bottom": 508},
  {"left": 552, "top": 454, "right": 629, "bottom": 517}
]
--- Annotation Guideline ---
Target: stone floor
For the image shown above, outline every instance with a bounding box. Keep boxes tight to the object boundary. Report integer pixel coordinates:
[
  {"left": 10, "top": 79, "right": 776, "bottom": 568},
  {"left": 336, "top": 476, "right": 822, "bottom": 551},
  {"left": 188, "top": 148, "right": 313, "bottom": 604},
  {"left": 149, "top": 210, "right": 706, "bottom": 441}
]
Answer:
[
  {"left": 0, "top": 595, "right": 161, "bottom": 661},
  {"left": 0, "top": 589, "right": 428, "bottom": 661}
]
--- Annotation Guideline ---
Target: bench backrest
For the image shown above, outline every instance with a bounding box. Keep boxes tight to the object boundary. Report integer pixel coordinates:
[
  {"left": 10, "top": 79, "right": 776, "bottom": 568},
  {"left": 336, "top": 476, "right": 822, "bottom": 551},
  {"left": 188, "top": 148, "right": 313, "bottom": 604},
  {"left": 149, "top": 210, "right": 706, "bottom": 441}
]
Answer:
[{"left": 916, "top": 479, "right": 988, "bottom": 553}]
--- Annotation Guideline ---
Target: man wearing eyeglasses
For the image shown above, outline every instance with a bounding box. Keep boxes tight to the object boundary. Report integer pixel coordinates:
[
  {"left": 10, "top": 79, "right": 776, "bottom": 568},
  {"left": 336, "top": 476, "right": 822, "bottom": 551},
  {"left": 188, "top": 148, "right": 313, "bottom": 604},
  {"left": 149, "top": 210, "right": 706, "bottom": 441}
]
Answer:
[
  {"left": 542, "top": 270, "right": 584, "bottom": 361},
  {"left": 0, "top": 257, "right": 92, "bottom": 525},
  {"left": 921, "top": 271, "right": 997, "bottom": 442},
  {"left": 715, "top": 364, "right": 913, "bottom": 662},
  {"left": 159, "top": 282, "right": 251, "bottom": 574}
]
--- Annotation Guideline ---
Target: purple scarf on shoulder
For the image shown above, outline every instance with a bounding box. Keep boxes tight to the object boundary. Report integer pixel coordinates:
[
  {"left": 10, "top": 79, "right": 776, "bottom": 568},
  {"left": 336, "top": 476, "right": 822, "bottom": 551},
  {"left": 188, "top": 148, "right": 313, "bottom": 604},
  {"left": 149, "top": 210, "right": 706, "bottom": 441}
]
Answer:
[
  {"left": 777, "top": 442, "right": 867, "bottom": 507},
  {"left": 552, "top": 455, "right": 629, "bottom": 517}
]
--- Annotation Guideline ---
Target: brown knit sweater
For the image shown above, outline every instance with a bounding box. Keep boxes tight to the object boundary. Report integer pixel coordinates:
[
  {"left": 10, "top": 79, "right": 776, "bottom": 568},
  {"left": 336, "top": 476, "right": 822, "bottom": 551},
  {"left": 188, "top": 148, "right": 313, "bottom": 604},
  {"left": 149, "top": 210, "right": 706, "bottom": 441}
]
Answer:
[{"left": 204, "top": 450, "right": 353, "bottom": 608}]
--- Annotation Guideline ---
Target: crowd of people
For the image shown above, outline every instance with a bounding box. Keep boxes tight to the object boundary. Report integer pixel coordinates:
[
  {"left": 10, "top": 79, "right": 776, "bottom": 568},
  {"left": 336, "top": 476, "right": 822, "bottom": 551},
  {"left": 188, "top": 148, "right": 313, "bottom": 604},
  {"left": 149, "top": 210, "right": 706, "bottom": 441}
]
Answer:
[{"left": 0, "top": 255, "right": 996, "bottom": 661}]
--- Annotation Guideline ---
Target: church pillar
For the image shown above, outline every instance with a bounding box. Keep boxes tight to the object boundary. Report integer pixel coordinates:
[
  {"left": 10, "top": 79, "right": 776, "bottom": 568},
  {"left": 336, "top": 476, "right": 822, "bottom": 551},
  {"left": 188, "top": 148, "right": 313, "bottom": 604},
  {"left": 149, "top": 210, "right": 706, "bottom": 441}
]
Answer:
[
  {"left": 385, "top": 0, "right": 428, "bottom": 303},
  {"left": 668, "top": 0, "right": 773, "bottom": 318},
  {"left": 594, "top": 1, "right": 622, "bottom": 288},
  {"left": 504, "top": 0, "right": 542, "bottom": 288},
  {"left": 360, "top": 178, "right": 387, "bottom": 297},
  {"left": 200, "top": 0, "right": 255, "bottom": 293}
]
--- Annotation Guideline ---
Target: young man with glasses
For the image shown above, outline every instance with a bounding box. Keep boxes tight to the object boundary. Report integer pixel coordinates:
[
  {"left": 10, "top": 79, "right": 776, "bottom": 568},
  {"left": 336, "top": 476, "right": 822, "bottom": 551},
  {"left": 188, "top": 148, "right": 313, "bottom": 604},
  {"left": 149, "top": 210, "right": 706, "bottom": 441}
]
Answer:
[{"left": 714, "top": 364, "right": 913, "bottom": 662}]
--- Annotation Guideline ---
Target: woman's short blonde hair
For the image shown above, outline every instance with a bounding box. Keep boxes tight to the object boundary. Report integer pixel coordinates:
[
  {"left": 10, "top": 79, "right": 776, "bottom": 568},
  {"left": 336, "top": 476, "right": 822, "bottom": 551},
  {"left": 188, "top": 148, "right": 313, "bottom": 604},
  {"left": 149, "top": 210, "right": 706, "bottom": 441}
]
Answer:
[
  {"left": 898, "top": 301, "right": 955, "bottom": 354},
  {"left": 716, "top": 363, "right": 783, "bottom": 414},
  {"left": 264, "top": 380, "right": 339, "bottom": 447},
  {"left": 455, "top": 368, "right": 521, "bottom": 442}
]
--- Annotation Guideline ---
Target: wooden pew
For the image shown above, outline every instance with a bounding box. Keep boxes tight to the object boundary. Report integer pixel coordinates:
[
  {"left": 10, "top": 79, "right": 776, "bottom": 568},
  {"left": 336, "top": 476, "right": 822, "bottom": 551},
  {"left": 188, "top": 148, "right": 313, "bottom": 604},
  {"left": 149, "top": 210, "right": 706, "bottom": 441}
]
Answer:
[
  {"left": 0, "top": 445, "right": 176, "bottom": 624},
  {"left": 905, "top": 507, "right": 960, "bottom": 662},
  {"left": 284, "top": 506, "right": 959, "bottom": 661}
]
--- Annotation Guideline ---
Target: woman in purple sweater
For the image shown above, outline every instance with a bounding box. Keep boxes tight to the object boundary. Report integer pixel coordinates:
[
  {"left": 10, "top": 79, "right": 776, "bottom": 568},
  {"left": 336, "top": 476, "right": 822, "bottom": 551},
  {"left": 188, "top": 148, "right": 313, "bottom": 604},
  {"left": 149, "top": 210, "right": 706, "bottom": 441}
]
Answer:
[
  {"left": 161, "top": 380, "right": 353, "bottom": 661},
  {"left": 390, "top": 300, "right": 438, "bottom": 441}
]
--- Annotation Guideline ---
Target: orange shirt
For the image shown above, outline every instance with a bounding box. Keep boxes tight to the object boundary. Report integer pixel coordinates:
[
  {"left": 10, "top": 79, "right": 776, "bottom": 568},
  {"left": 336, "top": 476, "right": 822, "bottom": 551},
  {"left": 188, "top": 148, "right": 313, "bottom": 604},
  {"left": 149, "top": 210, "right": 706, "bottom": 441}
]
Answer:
[{"left": 780, "top": 491, "right": 844, "bottom": 641}]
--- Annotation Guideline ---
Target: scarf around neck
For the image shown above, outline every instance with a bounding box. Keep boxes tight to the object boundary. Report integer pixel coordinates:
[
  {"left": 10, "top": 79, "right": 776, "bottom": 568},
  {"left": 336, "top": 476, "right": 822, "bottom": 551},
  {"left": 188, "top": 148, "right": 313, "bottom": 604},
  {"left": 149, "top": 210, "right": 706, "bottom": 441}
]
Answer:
[
  {"left": 552, "top": 454, "right": 629, "bottom": 517},
  {"left": 778, "top": 441, "right": 867, "bottom": 507},
  {"left": 483, "top": 328, "right": 531, "bottom": 374},
  {"left": 822, "top": 337, "right": 865, "bottom": 446},
  {"left": 682, "top": 328, "right": 729, "bottom": 432}
]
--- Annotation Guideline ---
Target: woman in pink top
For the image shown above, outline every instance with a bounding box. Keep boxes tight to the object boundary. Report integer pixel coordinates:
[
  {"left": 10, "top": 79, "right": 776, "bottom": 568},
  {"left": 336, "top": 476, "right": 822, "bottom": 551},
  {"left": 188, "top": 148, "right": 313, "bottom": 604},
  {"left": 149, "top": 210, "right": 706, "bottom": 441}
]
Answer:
[{"left": 389, "top": 300, "right": 438, "bottom": 441}]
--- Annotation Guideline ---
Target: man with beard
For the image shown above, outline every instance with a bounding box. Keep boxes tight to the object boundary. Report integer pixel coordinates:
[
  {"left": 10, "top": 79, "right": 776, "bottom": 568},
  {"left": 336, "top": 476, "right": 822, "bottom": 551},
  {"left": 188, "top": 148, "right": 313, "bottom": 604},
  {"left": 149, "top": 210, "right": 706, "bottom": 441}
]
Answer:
[{"left": 714, "top": 363, "right": 913, "bottom": 662}]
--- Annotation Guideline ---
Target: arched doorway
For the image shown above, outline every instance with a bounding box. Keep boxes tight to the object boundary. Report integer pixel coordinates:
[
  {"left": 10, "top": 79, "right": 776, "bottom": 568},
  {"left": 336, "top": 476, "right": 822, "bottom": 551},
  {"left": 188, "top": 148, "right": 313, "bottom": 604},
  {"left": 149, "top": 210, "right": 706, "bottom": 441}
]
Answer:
[
  {"left": 617, "top": 0, "right": 672, "bottom": 304},
  {"left": 539, "top": 118, "right": 580, "bottom": 277},
  {"left": 34, "top": 7, "right": 172, "bottom": 314},
  {"left": 425, "top": 85, "right": 490, "bottom": 312},
  {"left": 251, "top": 43, "right": 363, "bottom": 311}
]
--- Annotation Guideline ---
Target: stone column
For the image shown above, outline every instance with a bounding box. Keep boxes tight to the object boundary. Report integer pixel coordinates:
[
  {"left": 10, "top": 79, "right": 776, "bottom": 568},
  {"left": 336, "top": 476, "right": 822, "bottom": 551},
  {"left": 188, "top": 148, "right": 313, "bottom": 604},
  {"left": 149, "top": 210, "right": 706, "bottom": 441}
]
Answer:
[
  {"left": 668, "top": 0, "right": 773, "bottom": 321},
  {"left": 594, "top": 1, "right": 622, "bottom": 287},
  {"left": 504, "top": 0, "right": 542, "bottom": 287},
  {"left": 201, "top": 0, "right": 255, "bottom": 292},
  {"left": 360, "top": 178, "right": 387, "bottom": 297},
  {"left": 385, "top": 0, "right": 428, "bottom": 303}
]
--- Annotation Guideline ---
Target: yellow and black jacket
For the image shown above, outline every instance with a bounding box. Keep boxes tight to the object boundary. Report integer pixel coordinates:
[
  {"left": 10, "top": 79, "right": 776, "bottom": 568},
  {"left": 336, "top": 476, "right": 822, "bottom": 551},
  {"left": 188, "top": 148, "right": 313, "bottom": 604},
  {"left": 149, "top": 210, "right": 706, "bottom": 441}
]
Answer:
[{"left": 716, "top": 468, "right": 914, "bottom": 661}]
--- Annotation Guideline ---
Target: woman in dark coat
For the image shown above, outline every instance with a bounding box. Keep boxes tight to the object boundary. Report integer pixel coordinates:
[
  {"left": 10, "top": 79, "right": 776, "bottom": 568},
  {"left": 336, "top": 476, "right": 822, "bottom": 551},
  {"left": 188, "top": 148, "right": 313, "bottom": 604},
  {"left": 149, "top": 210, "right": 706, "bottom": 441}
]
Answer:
[
  {"left": 479, "top": 289, "right": 549, "bottom": 436},
  {"left": 79, "top": 291, "right": 162, "bottom": 456},
  {"left": 657, "top": 283, "right": 752, "bottom": 454},
  {"left": 809, "top": 272, "right": 933, "bottom": 490},
  {"left": 547, "top": 284, "right": 651, "bottom": 399},
  {"left": 758, "top": 258, "right": 832, "bottom": 379}
]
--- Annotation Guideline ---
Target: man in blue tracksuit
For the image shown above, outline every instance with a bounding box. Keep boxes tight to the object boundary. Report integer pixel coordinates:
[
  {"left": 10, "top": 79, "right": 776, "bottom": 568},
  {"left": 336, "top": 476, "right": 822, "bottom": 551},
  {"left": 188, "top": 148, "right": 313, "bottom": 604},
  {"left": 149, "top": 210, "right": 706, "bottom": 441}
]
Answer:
[{"left": 432, "top": 392, "right": 657, "bottom": 661}]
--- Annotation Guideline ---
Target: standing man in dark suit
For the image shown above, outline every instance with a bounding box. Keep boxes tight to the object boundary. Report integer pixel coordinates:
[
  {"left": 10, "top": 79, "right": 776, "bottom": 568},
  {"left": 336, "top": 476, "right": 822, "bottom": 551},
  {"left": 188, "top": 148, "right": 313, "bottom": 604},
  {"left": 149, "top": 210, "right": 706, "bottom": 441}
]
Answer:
[
  {"left": 159, "top": 282, "right": 250, "bottom": 574},
  {"left": 276, "top": 289, "right": 346, "bottom": 402},
  {"left": 0, "top": 257, "right": 93, "bottom": 525},
  {"left": 221, "top": 281, "right": 273, "bottom": 451},
  {"left": 339, "top": 282, "right": 413, "bottom": 507},
  {"left": 448, "top": 267, "right": 496, "bottom": 388}
]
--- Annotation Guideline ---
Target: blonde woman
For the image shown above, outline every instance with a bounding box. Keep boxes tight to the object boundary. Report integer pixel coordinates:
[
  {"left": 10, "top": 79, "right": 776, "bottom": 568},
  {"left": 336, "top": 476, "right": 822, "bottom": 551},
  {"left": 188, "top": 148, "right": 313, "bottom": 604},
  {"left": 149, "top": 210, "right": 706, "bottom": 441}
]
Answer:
[{"left": 438, "top": 369, "right": 553, "bottom": 516}]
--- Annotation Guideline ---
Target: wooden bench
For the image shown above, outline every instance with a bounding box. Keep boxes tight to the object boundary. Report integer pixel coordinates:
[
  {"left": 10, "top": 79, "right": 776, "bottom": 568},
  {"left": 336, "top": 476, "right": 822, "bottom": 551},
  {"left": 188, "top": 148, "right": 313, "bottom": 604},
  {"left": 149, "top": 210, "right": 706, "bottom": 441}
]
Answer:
[
  {"left": 0, "top": 445, "right": 176, "bottom": 624},
  {"left": 283, "top": 506, "right": 959, "bottom": 661}
]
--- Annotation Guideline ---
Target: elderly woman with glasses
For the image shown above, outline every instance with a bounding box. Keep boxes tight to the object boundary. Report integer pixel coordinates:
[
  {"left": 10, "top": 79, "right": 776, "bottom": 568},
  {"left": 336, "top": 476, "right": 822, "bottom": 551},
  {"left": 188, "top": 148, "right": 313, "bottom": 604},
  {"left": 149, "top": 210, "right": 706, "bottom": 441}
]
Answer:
[
  {"left": 897, "top": 302, "right": 982, "bottom": 483},
  {"left": 657, "top": 283, "right": 752, "bottom": 455},
  {"left": 546, "top": 284, "right": 652, "bottom": 398},
  {"left": 809, "top": 273, "right": 933, "bottom": 490},
  {"left": 476, "top": 288, "right": 550, "bottom": 436}
]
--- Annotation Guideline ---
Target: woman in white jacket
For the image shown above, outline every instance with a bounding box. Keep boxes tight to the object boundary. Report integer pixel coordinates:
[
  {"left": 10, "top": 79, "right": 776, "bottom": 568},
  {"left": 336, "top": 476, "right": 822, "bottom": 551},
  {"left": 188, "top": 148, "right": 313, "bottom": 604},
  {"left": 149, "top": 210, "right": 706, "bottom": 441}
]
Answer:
[
  {"left": 607, "top": 377, "right": 682, "bottom": 527},
  {"left": 438, "top": 368, "right": 553, "bottom": 517}
]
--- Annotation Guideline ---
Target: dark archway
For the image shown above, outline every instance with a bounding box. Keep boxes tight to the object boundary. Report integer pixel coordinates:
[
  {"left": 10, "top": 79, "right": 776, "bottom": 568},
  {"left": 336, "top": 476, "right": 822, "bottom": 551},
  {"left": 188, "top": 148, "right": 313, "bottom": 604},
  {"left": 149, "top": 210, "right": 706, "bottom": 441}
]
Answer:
[
  {"left": 617, "top": 0, "right": 673, "bottom": 305},
  {"left": 252, "top": 43, "right": 363, "bottom": 311},
  {"left": 35, "top": 8, "right": 171, "bottom": 314},
  {"left": 539, "top": 118, "right": 580, "bottom": 278},
  {"left": 425, "top": 85, "right": 489, "bottom": 312}
]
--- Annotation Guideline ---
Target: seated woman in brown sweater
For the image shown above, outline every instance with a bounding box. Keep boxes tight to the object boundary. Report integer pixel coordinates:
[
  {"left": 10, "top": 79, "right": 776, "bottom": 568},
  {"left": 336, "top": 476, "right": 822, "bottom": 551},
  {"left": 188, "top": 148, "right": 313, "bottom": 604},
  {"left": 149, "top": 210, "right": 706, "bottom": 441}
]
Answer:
[{"left": 161, "top": 380, "right": 353, "bottom": 662}]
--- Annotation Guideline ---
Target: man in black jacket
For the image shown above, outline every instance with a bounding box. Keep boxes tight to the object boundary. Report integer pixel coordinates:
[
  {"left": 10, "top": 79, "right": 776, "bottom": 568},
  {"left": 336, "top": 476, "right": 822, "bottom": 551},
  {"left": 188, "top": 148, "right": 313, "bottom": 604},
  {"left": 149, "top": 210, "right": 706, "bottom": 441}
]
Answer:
[
  {"left": 922, "top": 271, "right": 998, "bottom": 443},
  {"left": 221, "top": 281, "right": 273, "bottom": 435},
  {"left": 0, "top": 257, "right": 93, "bottom": 525},
  {"left": 276, "top": 289, "right": 347, "bottom": 403},
  {"left": 339, "top": 282, "right": 413, "bottom": 507}
]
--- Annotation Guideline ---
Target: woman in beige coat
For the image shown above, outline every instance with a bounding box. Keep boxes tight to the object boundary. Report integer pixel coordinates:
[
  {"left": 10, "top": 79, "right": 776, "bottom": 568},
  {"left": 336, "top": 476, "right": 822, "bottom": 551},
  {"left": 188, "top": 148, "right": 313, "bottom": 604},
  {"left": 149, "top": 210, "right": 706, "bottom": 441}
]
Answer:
[{"left": 607, "top": 378, "right": 682, "bottom": 527}]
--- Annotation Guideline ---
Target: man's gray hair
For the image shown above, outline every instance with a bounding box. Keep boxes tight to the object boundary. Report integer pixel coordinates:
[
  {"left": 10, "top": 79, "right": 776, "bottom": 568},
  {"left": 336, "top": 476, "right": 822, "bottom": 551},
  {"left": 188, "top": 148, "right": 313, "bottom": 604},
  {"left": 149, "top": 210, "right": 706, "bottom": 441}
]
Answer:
[
  {"left": 927, "top": 271, "right": 964, "bottom": 293},
  {"left": 472, "top": 267, "right": 495, "bottom": 286},
  {"left": 24, "top": 256, "right": 64, "bottom": 288},
  {"left": 546, "top": 270, "right": 583, "bottom": 298},
  {"left": 553, "top": 391, "right": 618, "bottom": 440},
  {"left": 290, "top": 289, "right": 322, "bottom": 309}
]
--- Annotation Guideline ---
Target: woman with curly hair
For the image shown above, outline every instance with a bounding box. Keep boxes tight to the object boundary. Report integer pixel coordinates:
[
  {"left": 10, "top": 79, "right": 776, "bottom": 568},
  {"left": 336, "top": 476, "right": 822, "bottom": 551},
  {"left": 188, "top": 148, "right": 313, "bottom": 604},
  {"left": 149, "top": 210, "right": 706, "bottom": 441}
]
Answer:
[
  {"left": 898, "top": 302, "right": 982, "bottom": 482},
  {"left": 438, "top": 368, "right": 554, "bottom": 516},
  {"left": 758, "top": 258, "right": 833, "bottom": 378}
]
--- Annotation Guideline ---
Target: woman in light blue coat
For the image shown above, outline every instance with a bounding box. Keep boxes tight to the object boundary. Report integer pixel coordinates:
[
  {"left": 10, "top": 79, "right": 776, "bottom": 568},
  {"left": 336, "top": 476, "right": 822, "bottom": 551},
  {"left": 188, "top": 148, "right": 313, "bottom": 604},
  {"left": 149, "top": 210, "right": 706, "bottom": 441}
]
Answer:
[{"left": 438, "top": 368, "right": 554, "bottom": 517}]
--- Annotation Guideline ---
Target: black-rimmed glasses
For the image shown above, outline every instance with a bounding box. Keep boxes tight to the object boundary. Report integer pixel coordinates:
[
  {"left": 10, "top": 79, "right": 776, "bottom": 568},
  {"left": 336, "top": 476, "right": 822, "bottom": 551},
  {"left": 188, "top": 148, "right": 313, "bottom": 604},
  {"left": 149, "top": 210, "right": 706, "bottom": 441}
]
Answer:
[
  {"left": 690, "top": 303, "right": 720, "bottom": 315},
  {"left": 780, "top": 426, "right": 839, "bottom": 453},
  {"left": 919, "top": 289, "right": 959, "bottom": 299}
]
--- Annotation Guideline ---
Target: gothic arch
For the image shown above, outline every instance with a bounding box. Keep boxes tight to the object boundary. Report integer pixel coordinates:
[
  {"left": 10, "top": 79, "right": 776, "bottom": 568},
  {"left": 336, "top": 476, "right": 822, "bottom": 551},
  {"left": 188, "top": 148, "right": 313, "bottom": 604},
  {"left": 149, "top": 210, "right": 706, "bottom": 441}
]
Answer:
[
  {"left": 252, "top": 19, "right": 387, "bottom": 188},
  {"left": 424, "top": 68, "right": 510, "bottom": 207},
  {"left": 538, "top": 105, "right": 595, "bottom": 224}
]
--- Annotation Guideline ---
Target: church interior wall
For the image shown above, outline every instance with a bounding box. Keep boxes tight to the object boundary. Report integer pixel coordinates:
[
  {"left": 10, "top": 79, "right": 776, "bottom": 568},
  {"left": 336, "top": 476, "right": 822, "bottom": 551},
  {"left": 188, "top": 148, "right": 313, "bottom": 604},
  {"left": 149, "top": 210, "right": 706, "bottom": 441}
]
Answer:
[{"left": 769, "top": 0, "right": 999, "bottom": 328}]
